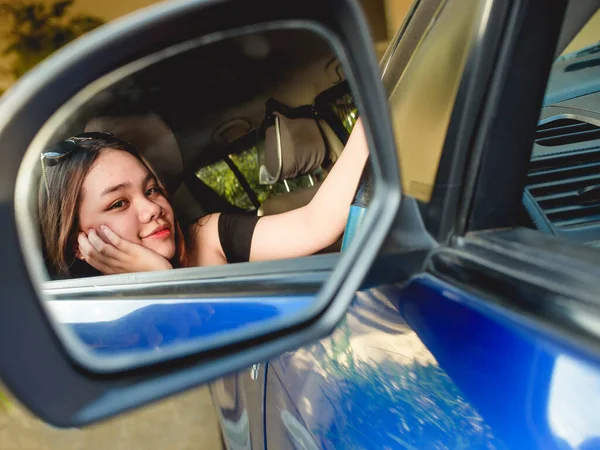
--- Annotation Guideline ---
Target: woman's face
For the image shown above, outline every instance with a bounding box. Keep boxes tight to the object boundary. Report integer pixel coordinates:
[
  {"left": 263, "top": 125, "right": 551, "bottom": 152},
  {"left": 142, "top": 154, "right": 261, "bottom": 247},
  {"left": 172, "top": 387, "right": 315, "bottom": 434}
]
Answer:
[{"left": 78, "top": 149, "right": 176, "bottom": 260}]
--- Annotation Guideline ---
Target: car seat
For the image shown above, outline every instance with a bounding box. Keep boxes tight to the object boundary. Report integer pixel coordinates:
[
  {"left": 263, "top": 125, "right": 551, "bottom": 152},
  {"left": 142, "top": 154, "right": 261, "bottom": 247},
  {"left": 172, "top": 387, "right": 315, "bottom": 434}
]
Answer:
[
  {"left": 257, "top": 110, "right": 327, "bottom": 215},
  {"left": 256, "top": 108, "right": 344, "bottom": 252}
]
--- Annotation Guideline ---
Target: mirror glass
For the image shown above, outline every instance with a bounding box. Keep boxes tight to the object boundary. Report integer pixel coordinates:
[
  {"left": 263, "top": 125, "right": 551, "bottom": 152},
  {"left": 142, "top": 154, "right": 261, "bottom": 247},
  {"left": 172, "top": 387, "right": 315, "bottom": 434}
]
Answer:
[{"left": 15, "top": 26, "right": 372, "bottom": 369}]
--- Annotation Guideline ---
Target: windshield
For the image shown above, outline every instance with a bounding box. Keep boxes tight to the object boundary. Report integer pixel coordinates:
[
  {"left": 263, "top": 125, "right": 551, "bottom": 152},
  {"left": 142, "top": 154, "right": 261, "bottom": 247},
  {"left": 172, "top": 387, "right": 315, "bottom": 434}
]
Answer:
[{"left": 559, "top": 8, "right": 600, "bottom": 57}]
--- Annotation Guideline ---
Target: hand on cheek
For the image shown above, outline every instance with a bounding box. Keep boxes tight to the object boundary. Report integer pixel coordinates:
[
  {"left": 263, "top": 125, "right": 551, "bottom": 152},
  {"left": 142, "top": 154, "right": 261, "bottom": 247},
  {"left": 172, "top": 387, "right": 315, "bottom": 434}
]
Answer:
[
  {"left": 77, "top": 225, "right": 172, "bottom": 274},
  {"left": 95, "top": 226, "right": 111, "bottom": 245}
]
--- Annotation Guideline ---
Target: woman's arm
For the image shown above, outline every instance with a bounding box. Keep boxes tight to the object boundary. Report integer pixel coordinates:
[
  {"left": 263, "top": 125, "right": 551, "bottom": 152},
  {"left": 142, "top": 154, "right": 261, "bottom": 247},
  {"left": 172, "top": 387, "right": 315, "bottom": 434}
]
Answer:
[
  {"left": 248, "top": 118, "right": 369, "bottom": 261},
  {"left": 191, "top": 118, "right": 368, "bottom": 265},
  {"left": 188, "top": 213, "right": 228, "bottom": 266}
]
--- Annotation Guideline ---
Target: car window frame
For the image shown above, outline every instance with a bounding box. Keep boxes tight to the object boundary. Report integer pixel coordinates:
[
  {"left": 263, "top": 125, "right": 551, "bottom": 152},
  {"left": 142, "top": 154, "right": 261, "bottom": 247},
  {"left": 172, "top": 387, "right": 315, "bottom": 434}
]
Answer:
[
  {"left": 378, "top": 0, "right": 512, "bottom": 244},
  {"left": 426, "top": 0, "right": 600, "bottom": 349}
]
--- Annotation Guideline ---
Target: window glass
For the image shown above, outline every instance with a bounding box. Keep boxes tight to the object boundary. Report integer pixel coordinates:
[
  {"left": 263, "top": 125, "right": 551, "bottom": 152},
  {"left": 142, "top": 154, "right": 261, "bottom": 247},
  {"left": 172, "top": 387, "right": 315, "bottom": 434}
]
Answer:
[
  {"left": 330, "top": 93, "right": 359, "bottom": 133},
  {"left": 196, "top": 158, "right": 254, "bottom": 210},
  {"left": 387, "top": 0, "right": 484, "bottom": 203},
  {"left": 197, "top": 146, "right": 330, "bottom": 210}
]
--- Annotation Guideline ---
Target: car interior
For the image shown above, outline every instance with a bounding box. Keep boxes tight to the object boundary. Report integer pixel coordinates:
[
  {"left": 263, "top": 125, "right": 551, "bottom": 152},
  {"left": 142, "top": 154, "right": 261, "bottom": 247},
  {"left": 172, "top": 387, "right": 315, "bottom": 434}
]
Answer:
[
  {"left": 38, "top": 29, "right": 359, "bottom": 279},
  {"left": 521, "top": 33, "right": 600, "bottom": 248}
]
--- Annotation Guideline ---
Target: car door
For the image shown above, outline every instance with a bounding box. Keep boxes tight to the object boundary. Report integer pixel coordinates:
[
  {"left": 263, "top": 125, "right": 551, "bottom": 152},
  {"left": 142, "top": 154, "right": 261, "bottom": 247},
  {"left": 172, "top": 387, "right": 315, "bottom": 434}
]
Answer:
[{"left": 264, "top": 1, "right": 600, "bottom": 449}]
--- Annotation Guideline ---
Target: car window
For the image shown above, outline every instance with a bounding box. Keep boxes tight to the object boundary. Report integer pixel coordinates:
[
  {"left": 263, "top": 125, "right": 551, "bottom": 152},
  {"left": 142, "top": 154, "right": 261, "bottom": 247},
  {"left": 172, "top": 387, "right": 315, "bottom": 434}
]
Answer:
[
  {"left": 196, "top": 146, "right": 329, "bottom": 211},
  {"left": 196, "top": 157, "right": 255, "bottom": 210},
  {"left": 386, "top": 1, "right": 483, "bottom": 203},
  {"left": 560, "top": 8, "right": 600, "bottom": 55},
  {"left": 330, "top": 92, "right": 359, "bottom": 134}
]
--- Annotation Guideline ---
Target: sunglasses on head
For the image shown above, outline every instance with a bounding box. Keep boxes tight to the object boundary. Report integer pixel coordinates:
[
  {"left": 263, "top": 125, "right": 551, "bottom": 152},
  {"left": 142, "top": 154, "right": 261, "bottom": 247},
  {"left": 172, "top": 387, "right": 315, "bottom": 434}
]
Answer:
[{"left": 40, "top": 131, "right": 114, "bottom": 198}]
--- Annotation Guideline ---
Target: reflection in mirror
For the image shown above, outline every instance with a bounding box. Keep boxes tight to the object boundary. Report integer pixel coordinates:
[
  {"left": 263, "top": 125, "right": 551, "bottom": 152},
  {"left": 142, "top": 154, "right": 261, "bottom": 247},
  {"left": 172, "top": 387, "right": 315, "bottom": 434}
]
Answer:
[{"left": 16, "top": 27, "right": 372, "bottom": 367}]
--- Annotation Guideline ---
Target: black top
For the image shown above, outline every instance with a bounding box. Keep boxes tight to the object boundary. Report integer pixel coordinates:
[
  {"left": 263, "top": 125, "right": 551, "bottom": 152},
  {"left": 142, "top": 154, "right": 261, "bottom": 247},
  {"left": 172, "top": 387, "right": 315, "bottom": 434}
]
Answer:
[{"left": 218, "top": 213, "right": 261, "bottom": 263}]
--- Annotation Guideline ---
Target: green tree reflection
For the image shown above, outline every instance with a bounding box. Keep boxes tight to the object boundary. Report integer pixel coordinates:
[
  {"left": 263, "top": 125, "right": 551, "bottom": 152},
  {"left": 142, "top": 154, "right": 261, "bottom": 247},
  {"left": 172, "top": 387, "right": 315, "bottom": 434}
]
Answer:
[
  {"left": 310, "top": 319, "right": 504, "bottom": 450},
  {"left": 0, "top": 0, "right": 104, "bottom": 79}
]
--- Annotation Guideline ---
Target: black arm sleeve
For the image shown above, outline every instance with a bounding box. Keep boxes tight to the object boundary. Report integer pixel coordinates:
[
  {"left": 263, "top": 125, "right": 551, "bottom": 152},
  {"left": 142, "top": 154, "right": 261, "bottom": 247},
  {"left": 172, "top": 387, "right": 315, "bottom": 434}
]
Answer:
[{"left": 218, "top": 213, "right": 261, "bottom": 263}]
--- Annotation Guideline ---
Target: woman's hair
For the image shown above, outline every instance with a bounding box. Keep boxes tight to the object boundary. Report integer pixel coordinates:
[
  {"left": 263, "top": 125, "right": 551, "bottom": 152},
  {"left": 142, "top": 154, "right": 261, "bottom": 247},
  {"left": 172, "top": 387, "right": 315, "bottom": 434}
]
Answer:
[{"left": 38, "top": 135, "right": 187, "bottom": 278}]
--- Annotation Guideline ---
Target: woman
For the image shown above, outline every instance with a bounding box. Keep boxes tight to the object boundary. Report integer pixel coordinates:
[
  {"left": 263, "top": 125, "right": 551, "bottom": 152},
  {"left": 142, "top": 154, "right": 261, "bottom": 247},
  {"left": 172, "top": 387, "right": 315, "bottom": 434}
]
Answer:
[{"left": 39, "top": 119, "right": 369, "bottom": 277}]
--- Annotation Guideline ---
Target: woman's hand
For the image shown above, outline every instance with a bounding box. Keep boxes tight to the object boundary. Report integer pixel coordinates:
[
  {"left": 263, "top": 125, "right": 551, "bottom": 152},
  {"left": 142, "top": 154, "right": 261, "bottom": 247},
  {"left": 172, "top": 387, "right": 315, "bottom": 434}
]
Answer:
[{"left": 77, "top": 225, "right": 173, "bottom": 274}]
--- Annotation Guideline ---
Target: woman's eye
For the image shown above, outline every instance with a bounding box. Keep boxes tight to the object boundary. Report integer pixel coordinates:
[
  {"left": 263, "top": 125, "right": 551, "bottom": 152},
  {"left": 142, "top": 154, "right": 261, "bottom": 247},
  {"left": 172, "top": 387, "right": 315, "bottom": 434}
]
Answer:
[
  {"left": 146, "top": 186, "right": 163, "bottom": 196},
  {"left": 108, "top": 200, "right": 126, "bottom": 210}
]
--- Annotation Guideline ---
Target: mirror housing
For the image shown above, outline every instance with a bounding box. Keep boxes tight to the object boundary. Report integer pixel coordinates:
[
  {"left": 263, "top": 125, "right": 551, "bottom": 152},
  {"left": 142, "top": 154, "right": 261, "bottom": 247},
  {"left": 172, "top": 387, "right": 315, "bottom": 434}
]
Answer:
[{"left": 0, "top": 0, "right": 400, "bottom": 426}]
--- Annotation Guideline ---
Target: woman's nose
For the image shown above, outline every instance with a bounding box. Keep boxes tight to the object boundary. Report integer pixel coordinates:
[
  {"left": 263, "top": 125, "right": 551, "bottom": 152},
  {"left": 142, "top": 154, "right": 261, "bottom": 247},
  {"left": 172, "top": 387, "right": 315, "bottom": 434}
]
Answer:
[{"left": 137, "top": 197, "right": 163, "bottom": 223}]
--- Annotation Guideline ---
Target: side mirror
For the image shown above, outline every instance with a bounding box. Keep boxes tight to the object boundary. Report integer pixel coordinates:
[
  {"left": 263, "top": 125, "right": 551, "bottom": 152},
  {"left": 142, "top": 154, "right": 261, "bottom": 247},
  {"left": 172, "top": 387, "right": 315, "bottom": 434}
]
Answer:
[{"left": 0, "top": 0, "right": 400, "bottom": 426}]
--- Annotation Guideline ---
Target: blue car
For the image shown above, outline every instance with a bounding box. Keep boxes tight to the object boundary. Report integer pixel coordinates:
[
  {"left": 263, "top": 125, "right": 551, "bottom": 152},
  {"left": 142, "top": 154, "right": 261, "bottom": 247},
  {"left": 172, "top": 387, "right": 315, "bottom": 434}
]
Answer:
[{"left": 1, "top": 0, "right": 600, "bottom": 449}]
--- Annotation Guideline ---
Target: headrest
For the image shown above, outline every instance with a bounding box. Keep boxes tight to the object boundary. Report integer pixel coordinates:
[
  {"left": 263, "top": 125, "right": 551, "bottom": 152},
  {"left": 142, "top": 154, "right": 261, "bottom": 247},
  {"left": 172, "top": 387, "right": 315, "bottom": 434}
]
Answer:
[
  {"left": 85, "top": 114, "right": 183, "bottom": 193},
  {"left": 258, "top": 107, "right": 326, "bottom": 184}
]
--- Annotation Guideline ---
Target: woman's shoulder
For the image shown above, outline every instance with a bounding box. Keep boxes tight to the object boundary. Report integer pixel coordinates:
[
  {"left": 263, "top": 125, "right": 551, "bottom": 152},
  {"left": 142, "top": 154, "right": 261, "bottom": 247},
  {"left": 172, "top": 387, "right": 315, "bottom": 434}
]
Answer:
[
  {"left": 189, "top": 212, "right": 261, "bottom": 265},
  {"left": 185, "top": 213, "right": 223, "bottom": 264},
  {"left": 191, "top": 212, "right": 220, "bottom": 229}
]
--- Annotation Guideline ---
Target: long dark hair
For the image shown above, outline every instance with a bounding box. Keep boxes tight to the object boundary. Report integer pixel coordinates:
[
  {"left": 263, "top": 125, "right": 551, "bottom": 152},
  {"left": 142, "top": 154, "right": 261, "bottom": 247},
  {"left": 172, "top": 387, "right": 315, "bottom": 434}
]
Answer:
[{"left": 39, "top": 135, "right": 187, "bottom": 278}]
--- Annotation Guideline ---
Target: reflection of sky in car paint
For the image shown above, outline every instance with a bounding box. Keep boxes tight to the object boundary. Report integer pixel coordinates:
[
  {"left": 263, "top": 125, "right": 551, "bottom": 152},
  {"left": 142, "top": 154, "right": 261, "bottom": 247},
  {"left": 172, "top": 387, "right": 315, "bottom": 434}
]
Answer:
[{"left": 549, "top": 355, "right": 600, "bottom": 449}]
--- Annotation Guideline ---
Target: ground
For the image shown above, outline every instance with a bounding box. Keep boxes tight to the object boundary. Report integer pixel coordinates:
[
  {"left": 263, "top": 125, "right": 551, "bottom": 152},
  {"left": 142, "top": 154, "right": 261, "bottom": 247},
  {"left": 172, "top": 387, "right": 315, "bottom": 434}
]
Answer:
[{"left": 0, "top": 383, "right": 223, "bottom": 450}]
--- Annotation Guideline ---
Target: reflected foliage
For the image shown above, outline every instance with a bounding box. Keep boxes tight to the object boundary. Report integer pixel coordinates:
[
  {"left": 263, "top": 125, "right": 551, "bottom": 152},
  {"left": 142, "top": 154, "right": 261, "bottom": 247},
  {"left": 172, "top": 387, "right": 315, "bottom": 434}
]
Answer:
[
  {"left": 311, "top": 318, "right": 503, "bottom": 450},
  {"left": 0, "top": 390, "right": 9, "bottom": 412},
  {"left": 0, "top": 0, "right": 104, "bottom": 79},
  {"left": 331, "top": 96, "right": 358, "bottom": 133},
  {"left": 196, "top": 146, "right": 325, "bottom": 211},
  {"left": 196, "top": 156, "right": 254, "bottom": 210}
]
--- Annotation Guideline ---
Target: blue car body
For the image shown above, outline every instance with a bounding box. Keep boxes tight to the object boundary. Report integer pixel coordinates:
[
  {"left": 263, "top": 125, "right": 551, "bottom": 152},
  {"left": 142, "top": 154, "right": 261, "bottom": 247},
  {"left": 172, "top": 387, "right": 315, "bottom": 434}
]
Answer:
[
  {"left": 50, "top": 269, "right": 600, "bottom": 449},
  {"left": 208, "top": 274, "right": 600, "bottom": 450}
]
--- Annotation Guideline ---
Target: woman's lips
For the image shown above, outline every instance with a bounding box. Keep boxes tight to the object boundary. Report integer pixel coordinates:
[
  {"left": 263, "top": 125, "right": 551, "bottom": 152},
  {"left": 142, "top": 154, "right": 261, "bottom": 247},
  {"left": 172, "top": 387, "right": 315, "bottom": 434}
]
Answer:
[{"left": 146, "top": 228, "right": 171, "bottom": 239}]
